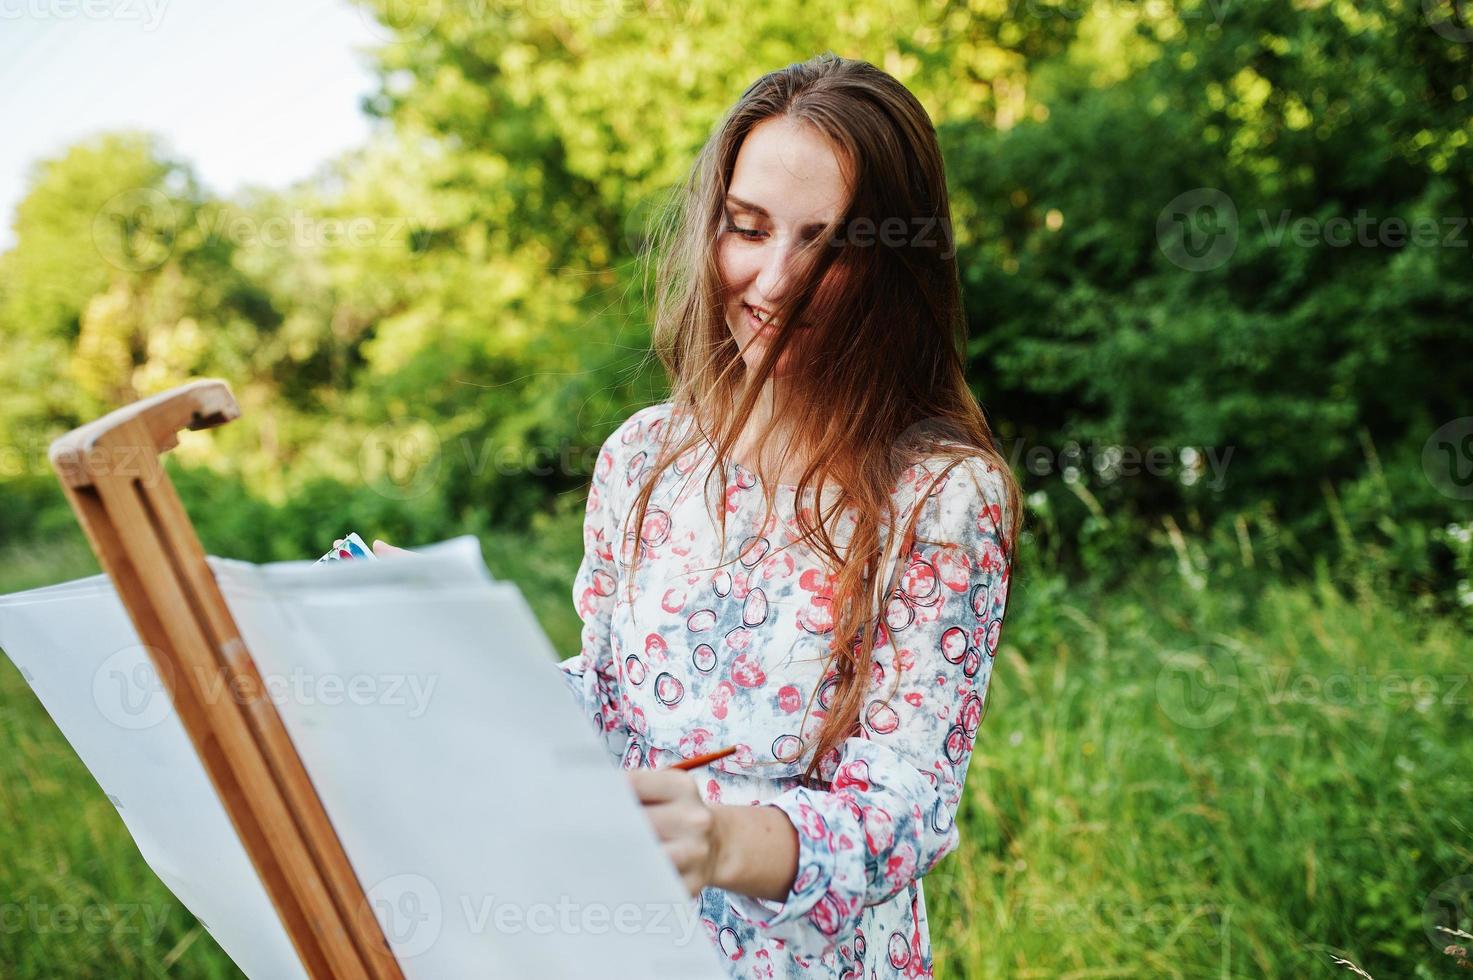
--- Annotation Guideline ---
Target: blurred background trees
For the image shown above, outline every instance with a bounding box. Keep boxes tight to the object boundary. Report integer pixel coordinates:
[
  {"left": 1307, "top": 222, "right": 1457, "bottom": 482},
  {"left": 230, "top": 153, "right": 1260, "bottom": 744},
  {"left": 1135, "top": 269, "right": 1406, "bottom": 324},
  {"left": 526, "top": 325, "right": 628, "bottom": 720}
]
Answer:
[
  {"left": 0, "top": 1, "right": 1464, "bottom": 589},
  {"left": 3, "top": 0, "right": 1467, "bottom": 608}
]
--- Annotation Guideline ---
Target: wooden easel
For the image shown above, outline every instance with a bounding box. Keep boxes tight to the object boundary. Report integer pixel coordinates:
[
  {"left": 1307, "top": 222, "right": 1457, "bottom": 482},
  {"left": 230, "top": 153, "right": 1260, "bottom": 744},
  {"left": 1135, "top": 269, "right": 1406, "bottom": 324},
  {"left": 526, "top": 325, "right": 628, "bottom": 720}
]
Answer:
[{"left": 49, "top": 379, "right": 403, "bottom": 980}]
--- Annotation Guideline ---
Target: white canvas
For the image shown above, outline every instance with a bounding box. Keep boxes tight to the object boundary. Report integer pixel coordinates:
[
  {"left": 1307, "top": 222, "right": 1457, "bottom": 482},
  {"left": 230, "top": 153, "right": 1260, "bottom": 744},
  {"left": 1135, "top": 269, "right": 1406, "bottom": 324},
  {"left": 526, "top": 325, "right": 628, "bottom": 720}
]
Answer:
[{"left": 0, "top": 536, "right": 726, "bottom": 979}]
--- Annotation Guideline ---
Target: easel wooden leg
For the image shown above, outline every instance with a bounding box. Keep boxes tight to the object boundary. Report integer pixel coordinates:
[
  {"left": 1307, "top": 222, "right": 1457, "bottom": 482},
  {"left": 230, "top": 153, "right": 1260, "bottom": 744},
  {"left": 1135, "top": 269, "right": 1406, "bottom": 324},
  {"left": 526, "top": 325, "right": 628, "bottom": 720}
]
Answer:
[{"left": 50, "top": 381, "right": 404, "bottom": 980}]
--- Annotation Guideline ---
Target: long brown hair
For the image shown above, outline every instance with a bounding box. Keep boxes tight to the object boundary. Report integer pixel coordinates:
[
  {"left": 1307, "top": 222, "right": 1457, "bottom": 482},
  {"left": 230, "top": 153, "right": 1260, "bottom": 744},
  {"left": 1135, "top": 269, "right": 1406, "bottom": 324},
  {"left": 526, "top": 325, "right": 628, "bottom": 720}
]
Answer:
[{"left": 622, "top": 52, "right": 1023, "bottom": 784}]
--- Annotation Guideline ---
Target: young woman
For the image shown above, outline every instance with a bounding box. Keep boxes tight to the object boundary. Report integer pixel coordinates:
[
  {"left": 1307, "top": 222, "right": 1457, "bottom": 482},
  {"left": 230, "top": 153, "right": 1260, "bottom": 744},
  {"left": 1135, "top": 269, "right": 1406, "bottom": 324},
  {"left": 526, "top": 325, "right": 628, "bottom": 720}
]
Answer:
[
  {"left": 379, "top": 50, "right": 1019, "bottom": 980},
  {"left": 557, "top": 52, "right": 1022, "bottom": 979}
]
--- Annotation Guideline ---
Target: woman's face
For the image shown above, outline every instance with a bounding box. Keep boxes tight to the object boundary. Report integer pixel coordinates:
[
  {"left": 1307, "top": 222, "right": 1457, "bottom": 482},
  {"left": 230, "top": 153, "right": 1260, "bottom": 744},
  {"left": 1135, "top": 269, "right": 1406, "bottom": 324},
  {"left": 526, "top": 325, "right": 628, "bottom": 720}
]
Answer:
[{"left": 718, "top": 115, "right": 850, "bottom": 379}]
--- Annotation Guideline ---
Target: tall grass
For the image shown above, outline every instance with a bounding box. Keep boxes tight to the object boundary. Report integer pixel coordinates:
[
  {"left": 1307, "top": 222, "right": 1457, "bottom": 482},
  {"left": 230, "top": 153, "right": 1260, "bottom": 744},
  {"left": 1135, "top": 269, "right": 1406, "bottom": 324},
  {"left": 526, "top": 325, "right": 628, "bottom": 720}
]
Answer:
[
  {"left": 929, "top": 536, "right": 1473, "bottom": 978},
  {"left": 0, "top": 539, "right": 240, "bottom": 976},
  {"left": 1, "top": 513, "right": 1469, "bottom": 977}
]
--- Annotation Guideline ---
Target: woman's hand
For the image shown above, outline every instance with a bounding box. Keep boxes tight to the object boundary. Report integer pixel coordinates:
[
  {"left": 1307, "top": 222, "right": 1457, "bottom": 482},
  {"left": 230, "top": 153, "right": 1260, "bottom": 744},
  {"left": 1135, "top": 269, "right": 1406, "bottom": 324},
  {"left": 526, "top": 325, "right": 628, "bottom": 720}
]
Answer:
[
  {"left": 626, "top": 769, "right": 724, "bottom": 897},
  {"left": 371, "top": 539, "right": 415, "bottom": 558}
]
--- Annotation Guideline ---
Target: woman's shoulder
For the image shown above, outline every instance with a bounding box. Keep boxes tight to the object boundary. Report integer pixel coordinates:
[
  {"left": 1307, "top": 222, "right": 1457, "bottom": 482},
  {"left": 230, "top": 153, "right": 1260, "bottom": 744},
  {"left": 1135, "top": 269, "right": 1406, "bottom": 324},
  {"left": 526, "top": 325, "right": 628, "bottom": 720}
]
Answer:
[
  {"left": 894, "top": 449, "right": 1012, "bottom": 543},
  {"left": 598, "top": 400, "right": 679, "bottom": 461}
]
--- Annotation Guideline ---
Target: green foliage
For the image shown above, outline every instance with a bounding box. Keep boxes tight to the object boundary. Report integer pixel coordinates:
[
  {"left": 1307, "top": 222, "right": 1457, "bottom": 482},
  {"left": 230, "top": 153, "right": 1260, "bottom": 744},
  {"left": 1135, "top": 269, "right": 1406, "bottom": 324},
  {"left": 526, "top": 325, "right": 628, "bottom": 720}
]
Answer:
[
  {"left": 2, "top": 1, "right": 1466, "bottom": 598},
  {"left": 944, "top": 0, "right": 1471, "bottom": 583}
]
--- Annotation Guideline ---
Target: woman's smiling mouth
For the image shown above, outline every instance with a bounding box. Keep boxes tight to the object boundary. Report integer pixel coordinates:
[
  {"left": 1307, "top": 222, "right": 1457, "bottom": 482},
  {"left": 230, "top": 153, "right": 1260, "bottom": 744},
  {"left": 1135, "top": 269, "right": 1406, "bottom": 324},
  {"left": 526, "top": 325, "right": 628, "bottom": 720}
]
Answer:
[{"left": 743, "top": 302, "right": 781, "bottom": 335}]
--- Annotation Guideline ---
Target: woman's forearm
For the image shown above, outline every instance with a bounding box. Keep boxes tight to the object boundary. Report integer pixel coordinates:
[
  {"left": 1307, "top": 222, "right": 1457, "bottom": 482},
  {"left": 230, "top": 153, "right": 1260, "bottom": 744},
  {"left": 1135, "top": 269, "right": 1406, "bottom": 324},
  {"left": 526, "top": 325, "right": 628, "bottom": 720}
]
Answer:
[{"left": 710, "top": 803, "right": 800, "bottom": 903}]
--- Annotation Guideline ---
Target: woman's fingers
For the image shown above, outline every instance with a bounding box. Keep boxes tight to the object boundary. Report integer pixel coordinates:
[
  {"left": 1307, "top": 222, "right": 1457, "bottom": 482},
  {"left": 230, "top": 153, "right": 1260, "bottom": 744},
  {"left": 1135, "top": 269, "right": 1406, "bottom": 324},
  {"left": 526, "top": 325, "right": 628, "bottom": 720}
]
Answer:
[
  {"left": 372, "top": 539, "right": 414, "bottom": 558},
  {"left": 625, "top": 773, "right": 718, "bottom": 897},
  {"left": 626, "top": 769, "right": 689, "bottom": 804}
]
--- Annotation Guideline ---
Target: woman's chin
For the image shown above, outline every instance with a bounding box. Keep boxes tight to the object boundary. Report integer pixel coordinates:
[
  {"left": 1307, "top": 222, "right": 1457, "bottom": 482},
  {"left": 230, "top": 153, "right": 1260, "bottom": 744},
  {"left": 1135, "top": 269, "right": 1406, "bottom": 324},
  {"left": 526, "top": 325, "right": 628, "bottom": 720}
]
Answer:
[{"left": 741, "top": 352, "right": 796, "bottom": 378}]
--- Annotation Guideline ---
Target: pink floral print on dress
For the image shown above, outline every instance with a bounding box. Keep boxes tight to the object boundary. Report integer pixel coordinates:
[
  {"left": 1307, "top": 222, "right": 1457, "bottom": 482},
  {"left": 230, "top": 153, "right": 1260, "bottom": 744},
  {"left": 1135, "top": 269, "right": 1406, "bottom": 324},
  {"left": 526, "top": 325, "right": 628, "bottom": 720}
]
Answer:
[{"left": 560, "top": 401, "right": 1013, "bottom": 979}]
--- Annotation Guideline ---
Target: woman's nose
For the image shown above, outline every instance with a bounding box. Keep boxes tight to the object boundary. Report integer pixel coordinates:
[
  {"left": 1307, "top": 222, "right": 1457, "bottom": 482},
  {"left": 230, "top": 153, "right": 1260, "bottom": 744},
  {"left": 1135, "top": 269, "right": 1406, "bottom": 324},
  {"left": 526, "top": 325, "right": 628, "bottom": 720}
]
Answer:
[{"left": 753, "top": 239, "right": 799, "bottom": 304}]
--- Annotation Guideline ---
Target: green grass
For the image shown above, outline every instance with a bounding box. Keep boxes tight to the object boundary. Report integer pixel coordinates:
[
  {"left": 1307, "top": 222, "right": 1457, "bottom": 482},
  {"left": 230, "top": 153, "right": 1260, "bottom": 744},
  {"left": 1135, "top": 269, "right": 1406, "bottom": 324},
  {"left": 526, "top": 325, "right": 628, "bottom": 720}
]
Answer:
[
  {"left": 928, "top": 557, "right": 1473, "bottom": 978},
  {"left": 1, "top": 523, "right": 1469, "bottom": 977},
  {"left": 0, "top": 535, "right": 242, "bottom": 978},
  {"left": 0, "top": 533, "right": 99, "bottom": 595}
]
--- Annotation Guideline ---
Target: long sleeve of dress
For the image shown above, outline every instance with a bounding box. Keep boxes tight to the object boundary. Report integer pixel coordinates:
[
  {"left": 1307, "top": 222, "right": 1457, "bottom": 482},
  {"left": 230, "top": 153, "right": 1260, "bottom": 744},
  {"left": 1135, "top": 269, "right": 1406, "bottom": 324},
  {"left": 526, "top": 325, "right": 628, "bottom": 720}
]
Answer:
[
  {"left": 723, "top": 457, "right": 1013, "bottom": 958},
  {"left": 558, "top": 421, "right": 633, "bottom": 761}
]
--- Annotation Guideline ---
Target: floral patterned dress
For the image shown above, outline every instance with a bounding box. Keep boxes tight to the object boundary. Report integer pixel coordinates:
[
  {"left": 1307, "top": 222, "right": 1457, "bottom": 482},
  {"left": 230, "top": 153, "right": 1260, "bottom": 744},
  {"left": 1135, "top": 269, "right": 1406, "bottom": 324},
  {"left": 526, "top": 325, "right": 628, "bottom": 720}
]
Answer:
[{"left": 559, "top": 401, "right": 1013, "bottom": 979}]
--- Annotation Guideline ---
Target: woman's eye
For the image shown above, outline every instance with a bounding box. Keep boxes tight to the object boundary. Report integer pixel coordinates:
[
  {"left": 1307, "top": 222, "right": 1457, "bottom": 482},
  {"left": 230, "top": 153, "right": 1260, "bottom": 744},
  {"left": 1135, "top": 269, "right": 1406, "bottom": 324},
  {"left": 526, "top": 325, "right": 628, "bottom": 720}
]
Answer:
[{"left": 723, "top": 221, "right": 764, "bottom": 241}]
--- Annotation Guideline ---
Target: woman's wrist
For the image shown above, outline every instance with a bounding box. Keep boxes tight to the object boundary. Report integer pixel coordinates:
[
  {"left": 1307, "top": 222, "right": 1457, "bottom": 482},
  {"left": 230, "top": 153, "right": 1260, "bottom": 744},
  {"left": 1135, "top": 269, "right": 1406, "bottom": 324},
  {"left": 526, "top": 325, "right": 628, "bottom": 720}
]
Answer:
[{"left": 709, "top": 802, "right": 801, "bottom": 903}]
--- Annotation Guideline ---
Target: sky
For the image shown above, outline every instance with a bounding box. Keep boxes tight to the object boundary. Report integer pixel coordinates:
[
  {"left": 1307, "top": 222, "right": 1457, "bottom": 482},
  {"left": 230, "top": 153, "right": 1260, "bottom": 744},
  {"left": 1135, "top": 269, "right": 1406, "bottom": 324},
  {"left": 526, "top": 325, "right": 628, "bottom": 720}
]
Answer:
[{"left": 0, "top": 0, "right": 387, "bottom": 250}]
